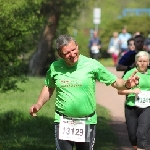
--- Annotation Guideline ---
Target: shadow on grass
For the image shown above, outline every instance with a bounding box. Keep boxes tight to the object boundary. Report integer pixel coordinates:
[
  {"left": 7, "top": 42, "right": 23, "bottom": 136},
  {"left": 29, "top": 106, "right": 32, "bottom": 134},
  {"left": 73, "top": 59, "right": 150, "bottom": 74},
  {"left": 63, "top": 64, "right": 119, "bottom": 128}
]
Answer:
[
  {"left": 0, "top": 110, "right": 55, "bottom": 150},
  {"left": 0, "top": 110, "right": 120, "bottom": 150},
  {"left": 95, "top": 116, "right": 119, "bottom": 150}
]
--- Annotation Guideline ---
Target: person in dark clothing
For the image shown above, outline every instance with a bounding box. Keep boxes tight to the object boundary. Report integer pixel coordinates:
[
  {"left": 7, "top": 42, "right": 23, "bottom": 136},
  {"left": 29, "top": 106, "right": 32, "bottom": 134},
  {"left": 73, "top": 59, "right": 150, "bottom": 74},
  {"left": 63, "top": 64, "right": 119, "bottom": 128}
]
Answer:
[
  {"left": 116, "top": 35, "right": 145, "bottom": 76},
  {"left": 143, "top": 34, "right": 150, "bottom": 53},
  {"left": 88, "top": 30, "right": 101, "bottom": 60}
]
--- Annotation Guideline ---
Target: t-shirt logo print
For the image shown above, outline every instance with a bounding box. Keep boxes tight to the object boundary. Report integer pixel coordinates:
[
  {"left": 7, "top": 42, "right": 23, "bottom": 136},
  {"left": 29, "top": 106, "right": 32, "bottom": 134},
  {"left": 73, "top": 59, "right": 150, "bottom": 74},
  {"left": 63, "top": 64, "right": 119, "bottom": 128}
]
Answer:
[{"left": 60, "top": 79, "right": 82, "bottom": 87}]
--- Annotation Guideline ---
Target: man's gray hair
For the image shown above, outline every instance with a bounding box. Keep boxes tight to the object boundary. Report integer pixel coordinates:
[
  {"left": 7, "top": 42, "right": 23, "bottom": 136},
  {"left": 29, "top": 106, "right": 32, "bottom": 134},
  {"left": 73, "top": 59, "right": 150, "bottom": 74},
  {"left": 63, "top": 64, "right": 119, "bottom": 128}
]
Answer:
[{"left": 56, "top": 35, "right": 77, "bottom": 52}]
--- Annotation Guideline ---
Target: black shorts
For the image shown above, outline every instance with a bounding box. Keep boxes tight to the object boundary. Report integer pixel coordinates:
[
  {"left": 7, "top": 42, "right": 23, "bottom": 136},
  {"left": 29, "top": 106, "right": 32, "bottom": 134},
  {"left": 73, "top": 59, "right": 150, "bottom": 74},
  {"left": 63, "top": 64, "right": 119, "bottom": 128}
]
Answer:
[{"left": 55, "top": 123, "right": 96, "bottom": 150}]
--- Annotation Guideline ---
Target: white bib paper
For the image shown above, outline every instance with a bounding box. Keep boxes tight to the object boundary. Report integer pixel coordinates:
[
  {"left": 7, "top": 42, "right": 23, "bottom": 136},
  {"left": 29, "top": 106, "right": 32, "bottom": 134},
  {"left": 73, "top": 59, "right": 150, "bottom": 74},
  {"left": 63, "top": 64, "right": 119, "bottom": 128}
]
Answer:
[
  {"left": 59, "top": 116, "right": 86, "bottom": 142},
  {"left": 109, "top": 46, "right": 115, "bottom": 53},
  {"left": 135, "top": 90, "right": 150, "bottom": 108},
  {"left": 91, "top": 46, "right": 99, "bottom": 53}
]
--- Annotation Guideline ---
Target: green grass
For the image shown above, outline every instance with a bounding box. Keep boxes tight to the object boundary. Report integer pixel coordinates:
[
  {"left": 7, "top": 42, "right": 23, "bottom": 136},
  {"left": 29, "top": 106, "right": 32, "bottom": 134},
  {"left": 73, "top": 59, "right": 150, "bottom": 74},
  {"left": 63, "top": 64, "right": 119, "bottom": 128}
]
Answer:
[{"left": 0, "top": 77, "right": 118, "bottom": 150}]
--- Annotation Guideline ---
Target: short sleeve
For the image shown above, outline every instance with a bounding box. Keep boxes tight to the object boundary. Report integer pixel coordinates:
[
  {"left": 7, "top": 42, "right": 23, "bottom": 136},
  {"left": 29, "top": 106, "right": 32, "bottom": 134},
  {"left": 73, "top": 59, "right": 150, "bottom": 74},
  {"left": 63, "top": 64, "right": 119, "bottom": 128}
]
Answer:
[
  {"left": 94, "top": 61, "right": 117, "bottom": 86},
  {"left": 45, "top": 65, "right": 55, "bottom": 88}
]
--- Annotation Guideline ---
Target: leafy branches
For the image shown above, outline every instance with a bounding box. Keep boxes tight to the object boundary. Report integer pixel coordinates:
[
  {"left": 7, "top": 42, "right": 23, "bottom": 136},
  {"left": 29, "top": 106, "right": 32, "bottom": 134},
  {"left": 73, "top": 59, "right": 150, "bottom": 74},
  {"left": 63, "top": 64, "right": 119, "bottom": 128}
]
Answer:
[{"left": 0, "top": 0, "right": 44, "bottom": 92}]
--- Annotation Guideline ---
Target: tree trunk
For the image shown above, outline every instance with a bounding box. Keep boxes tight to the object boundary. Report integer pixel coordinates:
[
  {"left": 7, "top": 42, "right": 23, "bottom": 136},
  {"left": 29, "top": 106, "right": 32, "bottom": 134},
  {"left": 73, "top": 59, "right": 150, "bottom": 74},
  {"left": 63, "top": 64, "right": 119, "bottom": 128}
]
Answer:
[{"left": 29, "top": 15, "right": 58, "bottom": 76}]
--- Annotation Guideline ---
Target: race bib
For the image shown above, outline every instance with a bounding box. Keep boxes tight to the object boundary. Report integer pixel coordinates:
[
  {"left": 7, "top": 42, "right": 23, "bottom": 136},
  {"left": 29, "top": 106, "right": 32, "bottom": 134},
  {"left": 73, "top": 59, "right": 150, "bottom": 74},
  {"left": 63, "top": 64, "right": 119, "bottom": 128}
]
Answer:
[
  {"left": 91, "top": 46, "right": 99, "bottom": 53},
  {"left": 109, "top": 46, "right": 115, "bottom": 53},
  {"left": 135, "top": 90, "right": 150, "bottom": 108},
  {"left": 59, "top": 116, "right": 86, "bottom": 142}
]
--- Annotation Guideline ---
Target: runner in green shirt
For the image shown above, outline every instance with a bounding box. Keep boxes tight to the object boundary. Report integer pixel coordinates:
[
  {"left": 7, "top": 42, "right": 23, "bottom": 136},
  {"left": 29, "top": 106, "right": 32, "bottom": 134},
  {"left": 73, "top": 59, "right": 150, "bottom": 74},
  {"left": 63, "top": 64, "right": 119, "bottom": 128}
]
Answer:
[
  {"left": 30, "top": 35, "right": 139, "bottom": 150},
  {"left": 118, "top": 51, "right": 150, "bottom": 150}
]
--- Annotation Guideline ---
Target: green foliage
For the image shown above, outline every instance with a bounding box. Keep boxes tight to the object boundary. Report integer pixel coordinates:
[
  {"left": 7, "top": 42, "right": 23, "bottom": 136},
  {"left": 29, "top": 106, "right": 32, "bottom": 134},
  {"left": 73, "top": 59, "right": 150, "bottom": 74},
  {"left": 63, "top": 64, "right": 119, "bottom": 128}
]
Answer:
[
  {"left": 69, "top": 29, "right": 90, "bottom": 57},
  {"left": 0, "top": 0, "right": 45, "bottom": 92},
  {"left": 2, "top": 0, "right": 150, "bottom": 91},
  {"left": 0, "top": 0, "right": 86, "bottom": 91},
  {"left": 40, "top": 0, "right": 85, "bottom": 34},
  {"left": 75, "top": 0, "right": 150, "bottom": 30},
  {"left": 54, "top": 0, "right": 86, "bottom": 35}
]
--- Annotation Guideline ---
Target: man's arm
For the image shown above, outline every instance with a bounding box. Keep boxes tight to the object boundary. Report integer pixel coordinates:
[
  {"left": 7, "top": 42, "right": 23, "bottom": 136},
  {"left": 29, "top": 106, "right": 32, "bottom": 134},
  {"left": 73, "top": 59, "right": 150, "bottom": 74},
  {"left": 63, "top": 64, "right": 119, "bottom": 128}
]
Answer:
[
  {"left": 111, "top": 78, "right": 127, "bottom": 90},
  {"left": 116, "top": 51, "right": 136, "bottom": 71},
  {"left": 111, "top": 71, "right": 139, "bottom": 90},
  {"left": 118, "top": 88, "right": 140, "bottom": 95},
  {"left": 116, "top": 53, "right": 129, "bottom": 71},
  {"left": 116, "top": 63, "right": 136, "bottom": 72},
  {"left": 36, "top": 85, "right": 54, "bottom": 106},
  {"left": 30, "top": 85, "right": 55, "bottom": 116},
  {"left": 116, "top": 52, "right": 128, "bottom": 71},
  {"left": 116, "top": 64, "right": 128, "bottom": 71}
]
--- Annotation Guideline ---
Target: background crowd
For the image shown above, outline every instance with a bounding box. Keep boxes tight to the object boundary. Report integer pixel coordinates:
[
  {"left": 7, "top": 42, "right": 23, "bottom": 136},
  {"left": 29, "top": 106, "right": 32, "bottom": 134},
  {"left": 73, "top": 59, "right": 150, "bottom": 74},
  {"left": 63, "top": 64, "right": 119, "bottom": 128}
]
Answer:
[{"left": 88, "top": 28, "right": 150, "bottom": 66}]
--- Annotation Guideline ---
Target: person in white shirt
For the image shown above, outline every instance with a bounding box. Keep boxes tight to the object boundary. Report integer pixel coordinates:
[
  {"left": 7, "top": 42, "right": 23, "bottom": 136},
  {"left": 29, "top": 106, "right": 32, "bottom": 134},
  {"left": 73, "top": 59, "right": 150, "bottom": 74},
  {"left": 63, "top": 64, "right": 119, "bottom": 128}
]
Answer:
[
  {"left": 119, "top": 28, "right": 132, "bottom": 56},
  {"left": 108, "top": 32, "right": 120, "bottom": 66}
]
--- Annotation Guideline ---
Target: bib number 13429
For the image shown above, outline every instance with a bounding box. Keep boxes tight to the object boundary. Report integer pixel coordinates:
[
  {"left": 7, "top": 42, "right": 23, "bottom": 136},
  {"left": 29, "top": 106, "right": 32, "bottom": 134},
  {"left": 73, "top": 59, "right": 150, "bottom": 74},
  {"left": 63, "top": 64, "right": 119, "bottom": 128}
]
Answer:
[{"left": 59, "top": 116, "right": 86, "bottom": 142}]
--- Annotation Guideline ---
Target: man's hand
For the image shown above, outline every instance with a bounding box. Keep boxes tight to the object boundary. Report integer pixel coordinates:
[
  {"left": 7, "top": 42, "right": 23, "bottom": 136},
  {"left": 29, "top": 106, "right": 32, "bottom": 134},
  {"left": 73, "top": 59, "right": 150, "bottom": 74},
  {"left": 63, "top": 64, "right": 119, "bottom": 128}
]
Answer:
[
  {"left": 30, "top": 104, "right": 42, "bottom": 117},
  {"left": 125, "top": 70, "right": 139, "bottom": 89}
]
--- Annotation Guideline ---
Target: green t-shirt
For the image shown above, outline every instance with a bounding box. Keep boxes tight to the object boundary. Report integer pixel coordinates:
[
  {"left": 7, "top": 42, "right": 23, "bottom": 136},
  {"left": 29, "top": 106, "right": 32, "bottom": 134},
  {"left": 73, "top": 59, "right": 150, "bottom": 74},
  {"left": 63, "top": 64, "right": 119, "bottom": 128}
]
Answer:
[
  {"left": 45, "top": 55, "right": 117, "bottom": 124},
  {"left": 123, "top": 68, "right": 150, "bottom": 106}
]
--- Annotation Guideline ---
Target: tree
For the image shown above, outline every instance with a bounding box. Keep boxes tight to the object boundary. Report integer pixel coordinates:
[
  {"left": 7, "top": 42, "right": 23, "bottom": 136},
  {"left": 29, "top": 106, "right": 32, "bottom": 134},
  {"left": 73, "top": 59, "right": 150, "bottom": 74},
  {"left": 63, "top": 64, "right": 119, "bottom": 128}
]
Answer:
[
  {"left": 0, "top": 0, "right": 44, "bottom": 91},
  {"left": 28, "top": 0, "right": 85, "bottom": 76}
]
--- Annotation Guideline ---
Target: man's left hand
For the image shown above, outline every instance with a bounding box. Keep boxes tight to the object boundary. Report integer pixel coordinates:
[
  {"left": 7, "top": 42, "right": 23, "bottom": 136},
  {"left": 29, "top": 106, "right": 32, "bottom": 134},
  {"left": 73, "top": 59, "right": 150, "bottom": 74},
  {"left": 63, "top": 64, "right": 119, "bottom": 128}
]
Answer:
[{"left": 125, "top": 70, "right": 139, "bottom": 89}]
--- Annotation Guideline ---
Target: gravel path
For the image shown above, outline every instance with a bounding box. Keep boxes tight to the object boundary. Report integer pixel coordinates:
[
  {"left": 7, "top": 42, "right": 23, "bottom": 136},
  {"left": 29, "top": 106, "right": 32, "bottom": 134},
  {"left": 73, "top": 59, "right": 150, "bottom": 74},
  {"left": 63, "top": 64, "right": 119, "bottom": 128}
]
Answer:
[{"left": 96, "top": 66, "right": 150, "bottom": 150}]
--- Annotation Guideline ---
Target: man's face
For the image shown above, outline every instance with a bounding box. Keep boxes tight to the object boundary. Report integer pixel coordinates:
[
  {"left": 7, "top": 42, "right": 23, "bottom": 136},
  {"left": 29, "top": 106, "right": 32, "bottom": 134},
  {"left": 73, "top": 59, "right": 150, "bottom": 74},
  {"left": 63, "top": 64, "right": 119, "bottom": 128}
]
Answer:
[
  {"left": 134, "top": 37, "right": 144, "bottom": 51},
  {"left": 59, "top": 40, "right": 79, "bottom": 66}
]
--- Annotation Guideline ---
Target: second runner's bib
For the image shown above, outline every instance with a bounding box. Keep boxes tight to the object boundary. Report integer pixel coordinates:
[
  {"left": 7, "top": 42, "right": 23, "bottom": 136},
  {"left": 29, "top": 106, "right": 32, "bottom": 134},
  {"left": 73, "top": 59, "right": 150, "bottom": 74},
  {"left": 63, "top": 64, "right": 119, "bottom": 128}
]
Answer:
[{"left": 135, "top": 90, "right": 150, "bottom": 108}]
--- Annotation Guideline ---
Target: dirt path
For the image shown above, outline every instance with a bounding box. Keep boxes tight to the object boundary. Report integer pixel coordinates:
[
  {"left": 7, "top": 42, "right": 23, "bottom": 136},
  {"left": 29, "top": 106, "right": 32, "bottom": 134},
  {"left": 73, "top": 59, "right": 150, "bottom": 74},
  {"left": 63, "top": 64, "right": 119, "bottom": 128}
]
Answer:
[{"left": 96, "top": 66, "right": 150, "bottom": 150}]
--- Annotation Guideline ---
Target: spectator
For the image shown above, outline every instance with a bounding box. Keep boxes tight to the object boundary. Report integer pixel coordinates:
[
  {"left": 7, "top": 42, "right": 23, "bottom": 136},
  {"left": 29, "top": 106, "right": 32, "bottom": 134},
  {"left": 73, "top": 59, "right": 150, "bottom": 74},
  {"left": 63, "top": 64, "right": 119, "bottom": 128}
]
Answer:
[
  {"left": 116, "top": 35, "right": 145, "bottom": 76},
  {"left": 88, "top": 30, "right": 101, "bottom": 60},
  {"left": 118, "top": 28, "right": 132, "bottom": 56},
  {"left": 143, "top": 34, "right": 150, "bottom": 53},
  {"left": 127, "top": 38, "right": 135, "bottom": 51},
  {"left": 107, "top": 32, "right": 120, "bottom": 66}
]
